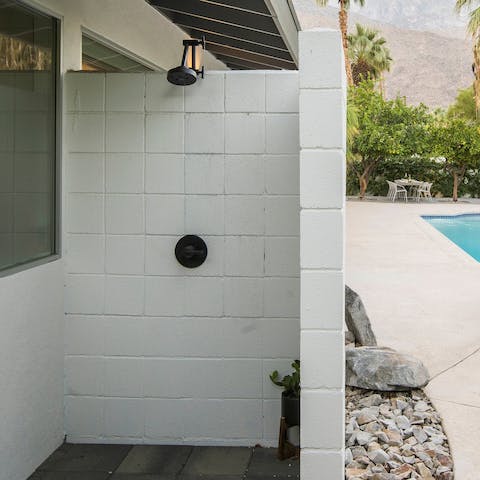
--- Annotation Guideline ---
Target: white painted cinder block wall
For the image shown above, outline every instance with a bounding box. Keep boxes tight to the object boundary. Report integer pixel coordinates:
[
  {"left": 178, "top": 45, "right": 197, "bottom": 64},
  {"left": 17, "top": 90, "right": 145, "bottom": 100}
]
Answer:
[
  {"left": 1, "top": 1, "right": 226, "bottom": 478},
  {"left": 299, "top": 29, "right": 346, "bottom": 480},
  {"left": 64, "top": 70, "right": 300, "bottom": 445}
]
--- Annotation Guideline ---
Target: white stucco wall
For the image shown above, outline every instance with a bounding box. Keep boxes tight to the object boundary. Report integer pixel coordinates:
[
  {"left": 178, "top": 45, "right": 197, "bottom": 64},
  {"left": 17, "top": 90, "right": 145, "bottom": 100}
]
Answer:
[
  {"left": 0, "top": 260, "right": 64, "bottom": 480},
  {"left": 63, "top": 70, "right": 300, "bottom": 445},
  {"left": 24, "top": 0, "right": 226, "bottom": 72},
  {"left": 299, "top": 29, "right": 346, "bottom": 480}
]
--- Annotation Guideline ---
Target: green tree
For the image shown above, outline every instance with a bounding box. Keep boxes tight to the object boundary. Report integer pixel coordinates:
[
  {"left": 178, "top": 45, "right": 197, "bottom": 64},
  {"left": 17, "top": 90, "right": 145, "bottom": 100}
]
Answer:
[
  {"left": 348, "top": 24, "right": 392, "bottom": 86},
  {"left": 315, "top": 0, "right": 366, "bottom": 86},
  {"left": 431, "top": 117, "right": 480, "bottom": 201},
  {"left": 349, "top": 81, "right": 432, "bottom": 198},
  {"left": 455, "top": 1, "right": 480, "bottom": 116},
  {"left": 447, "top": 85, "right": 477, "bottom": 122}
]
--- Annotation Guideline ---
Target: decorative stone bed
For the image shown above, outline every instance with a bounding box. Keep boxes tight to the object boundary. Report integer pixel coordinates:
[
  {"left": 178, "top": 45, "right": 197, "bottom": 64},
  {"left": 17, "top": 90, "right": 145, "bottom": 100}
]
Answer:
[
  {"left": 345, "top": 388, "right": 454, "bottom": 480},
  {"left": 344, "top": 286, "right": 454, "bottom": 479}
]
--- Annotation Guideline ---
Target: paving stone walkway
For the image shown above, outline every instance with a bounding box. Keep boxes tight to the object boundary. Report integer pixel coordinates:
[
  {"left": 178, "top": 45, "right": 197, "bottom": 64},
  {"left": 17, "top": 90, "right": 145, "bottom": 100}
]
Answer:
[{"left": 29, "top": 444, "right": 300, "bottom": 479}]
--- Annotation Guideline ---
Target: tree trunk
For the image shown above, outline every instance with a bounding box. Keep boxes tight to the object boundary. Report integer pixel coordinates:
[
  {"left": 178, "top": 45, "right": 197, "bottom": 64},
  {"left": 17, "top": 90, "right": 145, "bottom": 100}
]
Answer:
[
  {"left": 358, "top": 173, "right": 369, "bottom": 200},
  {"left": 339, "top": 2, "right": 354, "bottom": 86},
  {"left": 352, "top": 60, "right": 370, "bottom": 86},
  {"left": 453, "top": 172, "right": 459, "bottom": 203},
  {"left": 474, "top": 42, "right": 480, "bottom": 120},
  {"left": 357, "top": 161, "right": 378, "bottom": 200}
]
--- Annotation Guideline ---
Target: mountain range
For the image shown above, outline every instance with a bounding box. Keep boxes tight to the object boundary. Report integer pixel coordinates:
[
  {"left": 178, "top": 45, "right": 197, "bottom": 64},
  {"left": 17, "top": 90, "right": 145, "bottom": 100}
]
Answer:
[
  {"left": 293, "top": 0, "right": 474, "bottom": 107},
  {"left": 347, "top": 0, "right": 467, "bottom": 35}
]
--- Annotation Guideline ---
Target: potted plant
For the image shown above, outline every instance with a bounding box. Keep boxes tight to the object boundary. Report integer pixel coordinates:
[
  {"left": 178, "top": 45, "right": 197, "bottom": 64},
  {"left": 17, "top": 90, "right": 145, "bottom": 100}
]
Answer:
[{"left": 270, "top": 360, "right": 300, "bottom": 427}]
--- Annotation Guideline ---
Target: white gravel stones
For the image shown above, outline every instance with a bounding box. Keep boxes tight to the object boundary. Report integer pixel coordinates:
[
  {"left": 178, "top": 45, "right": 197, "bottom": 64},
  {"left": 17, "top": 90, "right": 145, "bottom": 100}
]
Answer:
[{"left": 345, "top": 387, "right": 454, "bottom": 480}]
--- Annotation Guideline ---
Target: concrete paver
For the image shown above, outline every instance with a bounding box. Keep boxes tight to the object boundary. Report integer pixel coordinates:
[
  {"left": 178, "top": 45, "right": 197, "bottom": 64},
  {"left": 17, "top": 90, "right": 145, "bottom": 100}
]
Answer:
[
  {"left": 30, "top": 445, "right": 298, "bottom": 480},
  {"left": 180, "top": 446, "right": 252, "bottom": 476},
  {"left": 30, "top": 473, "right": 109, "bottom": 480},
  {"left": 115, "top": 445, "right": 192, "bottom": 474},
  {"left": 346, "top": 200, "right": 480, "bottom": 480},
  {"left": 37, "top": 444, "right": 131, "bottom": 473},
  {"left": 111, "top": 475, "right": 175, "bottom": 480},
  {"left": 247, "top": 447, "right": 299, "bottom": 478}
]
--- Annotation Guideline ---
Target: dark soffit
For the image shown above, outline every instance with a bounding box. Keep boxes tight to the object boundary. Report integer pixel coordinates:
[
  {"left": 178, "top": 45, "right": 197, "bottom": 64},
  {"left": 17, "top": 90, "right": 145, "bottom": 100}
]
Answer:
[{"left": 146, "top": 0, "right": 298, "bottom": 70}]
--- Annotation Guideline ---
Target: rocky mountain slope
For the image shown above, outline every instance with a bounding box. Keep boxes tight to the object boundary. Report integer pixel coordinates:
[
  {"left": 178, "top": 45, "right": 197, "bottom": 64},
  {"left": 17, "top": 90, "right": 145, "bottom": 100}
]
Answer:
[
  {"left": 348, "top": 0, "right": 467, "bottom": 36},
  {"left": 293, "top": 0, "right": 473, "bottom": 108}
]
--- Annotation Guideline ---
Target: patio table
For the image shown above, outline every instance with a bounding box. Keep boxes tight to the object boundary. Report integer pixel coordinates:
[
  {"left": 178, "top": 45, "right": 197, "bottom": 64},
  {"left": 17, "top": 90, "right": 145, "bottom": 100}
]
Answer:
[{"left": 395, "top": 179, "right": 423, "bottom": 200}]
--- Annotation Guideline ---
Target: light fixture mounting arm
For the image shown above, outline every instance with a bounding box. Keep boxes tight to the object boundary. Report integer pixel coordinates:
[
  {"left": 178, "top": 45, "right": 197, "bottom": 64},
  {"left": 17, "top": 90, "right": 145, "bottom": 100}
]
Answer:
[{"left": 167, "top": 35, "right": 206, "bottom": 86}]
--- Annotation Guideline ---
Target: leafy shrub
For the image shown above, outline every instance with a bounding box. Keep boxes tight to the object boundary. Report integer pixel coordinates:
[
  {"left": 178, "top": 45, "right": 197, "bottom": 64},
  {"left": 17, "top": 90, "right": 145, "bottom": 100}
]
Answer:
[{"left": 347, "top": 156, "right": 480, "bottom": 198}]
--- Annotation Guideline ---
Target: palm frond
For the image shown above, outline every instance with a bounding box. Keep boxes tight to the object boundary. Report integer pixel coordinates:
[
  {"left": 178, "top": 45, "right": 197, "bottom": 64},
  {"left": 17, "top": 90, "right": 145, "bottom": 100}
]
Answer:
[
  {"left": 468, "top": 7, "right": 480, "bottom": 36},
  {"left": 348, "top": 23, "right": 392, "bottom": 83},
  {"left": 455, "top": 0, "right": 479, "bottom": 14}
]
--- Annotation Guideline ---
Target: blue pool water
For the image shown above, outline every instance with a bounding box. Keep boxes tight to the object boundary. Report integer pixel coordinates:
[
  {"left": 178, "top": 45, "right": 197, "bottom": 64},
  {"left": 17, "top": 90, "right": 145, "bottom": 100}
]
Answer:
[{"left": 423, "top": 214, "right": 480, "bottom": 262}]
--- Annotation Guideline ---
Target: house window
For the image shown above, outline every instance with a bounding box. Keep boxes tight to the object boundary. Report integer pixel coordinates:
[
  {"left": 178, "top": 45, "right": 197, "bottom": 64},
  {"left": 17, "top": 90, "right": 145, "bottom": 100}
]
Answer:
[
  {"left": 0, "top": 1, "right": 59, "bottom": 274},
  {"left": 82, "top": 34, "right": 153, "bottom": 72}
]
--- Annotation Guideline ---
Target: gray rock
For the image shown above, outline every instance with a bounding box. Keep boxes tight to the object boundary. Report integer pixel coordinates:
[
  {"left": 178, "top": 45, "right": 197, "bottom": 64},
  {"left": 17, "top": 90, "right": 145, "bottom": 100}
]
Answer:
[
  {"left": 351, "top": 446, "right": 367, "bottom": 459},
  {"left": 424, "top": 426, "right": 440, "bottom": 436},
  {"left": 346, "top": 347, "right": 430, "bottom": 391},
  {"left": 359, "top": 393, "right": 383, "bottom": 408},
  {"left": 413, "top": 426, "right": 428, "bottom": 444},
  {"left": 345, "top": 330, "right": 356, "bottom": 345},
  {"left": 357, "top": 411, "right": 377, "bottom": 426},
  {"left": 368, "top": 449, "right": 390, "bottom": 465},
  {"left": 345, "top": 285, "right": 377, "bottom": 346},
  {"left": 345, "top": 447, "right": 353, "bottom": 465},
  {"left": 377, "top": 431, "right": 389, "bottom": 444},
  {"left": 356, "top": 431, "right": 374, "bottom": 446},
  {"left": 365, "top": 422, "right": 382, "bottom": 434},
  {"left": 395, "top": 415, "right": 411, "bottom": 431},
  {"left": 372, "top": 474, "right": 400, "bottom": 480},
  {"left": 414, "top": 400, "right": 430, "bottom": 412}
]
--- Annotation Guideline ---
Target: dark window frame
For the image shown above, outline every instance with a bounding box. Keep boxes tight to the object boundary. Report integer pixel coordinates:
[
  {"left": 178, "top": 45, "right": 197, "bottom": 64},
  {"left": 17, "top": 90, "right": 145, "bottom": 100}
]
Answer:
[{"left": 0, "top": 0, "right": 61, "bottom": 277}]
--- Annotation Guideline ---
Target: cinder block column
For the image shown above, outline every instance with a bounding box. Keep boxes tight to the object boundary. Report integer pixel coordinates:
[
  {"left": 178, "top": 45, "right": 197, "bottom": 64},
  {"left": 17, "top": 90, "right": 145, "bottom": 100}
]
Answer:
[{"left": 299, "top": 29, "right": 346, "bottom": 479}]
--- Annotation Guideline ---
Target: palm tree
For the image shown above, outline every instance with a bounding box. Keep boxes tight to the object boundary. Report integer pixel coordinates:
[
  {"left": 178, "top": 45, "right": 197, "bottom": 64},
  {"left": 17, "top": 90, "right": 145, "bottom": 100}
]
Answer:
[
  {"left": 455, "top": 0, "right": 480, "bottom": 117},
  {"left": 348, "top": 24, "right": 392, "bottom": 87},
  {"left": 315, "top": 0, "right": 366, "bottom": 86}
]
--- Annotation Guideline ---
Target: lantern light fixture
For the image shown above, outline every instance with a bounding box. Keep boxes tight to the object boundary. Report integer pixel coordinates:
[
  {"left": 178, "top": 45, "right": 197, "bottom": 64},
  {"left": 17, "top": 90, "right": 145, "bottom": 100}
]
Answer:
[{"left": 167, "top": 36, "right": 205, "bottom": 86}]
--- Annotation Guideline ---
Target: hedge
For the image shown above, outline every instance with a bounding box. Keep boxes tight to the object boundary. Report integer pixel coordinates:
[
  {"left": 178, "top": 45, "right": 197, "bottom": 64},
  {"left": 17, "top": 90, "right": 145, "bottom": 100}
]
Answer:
[{"left": 346, "top": 157, "right": 480, "bottom": 198}]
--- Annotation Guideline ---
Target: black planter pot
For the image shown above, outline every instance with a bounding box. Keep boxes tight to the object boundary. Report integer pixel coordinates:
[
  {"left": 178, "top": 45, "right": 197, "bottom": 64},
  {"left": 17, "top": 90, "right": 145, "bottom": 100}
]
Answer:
[{"left": 281, "top": 392, "right": 300, "bottom": 426}]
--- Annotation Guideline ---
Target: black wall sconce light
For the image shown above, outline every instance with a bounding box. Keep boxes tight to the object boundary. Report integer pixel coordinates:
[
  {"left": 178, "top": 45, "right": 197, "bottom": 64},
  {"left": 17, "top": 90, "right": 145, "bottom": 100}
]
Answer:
[{"left": 167, "top": 36, "right": 205, "bottom": 86}]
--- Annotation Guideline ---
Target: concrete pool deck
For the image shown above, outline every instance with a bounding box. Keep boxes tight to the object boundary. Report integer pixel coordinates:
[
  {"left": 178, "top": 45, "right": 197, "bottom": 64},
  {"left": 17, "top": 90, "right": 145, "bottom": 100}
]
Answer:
[{"left": 346, "top": 200, "right": 480, "bottom": 480}]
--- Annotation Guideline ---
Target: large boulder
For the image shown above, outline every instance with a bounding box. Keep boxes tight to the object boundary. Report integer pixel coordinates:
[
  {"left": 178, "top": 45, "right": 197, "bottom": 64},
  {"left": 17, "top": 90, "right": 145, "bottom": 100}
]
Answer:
[
  {"left": 345, "top": 285, "right": 377, "bottom": 346},
  {"left": 346, "top": 346, "right": 430, "bottom": 391}
]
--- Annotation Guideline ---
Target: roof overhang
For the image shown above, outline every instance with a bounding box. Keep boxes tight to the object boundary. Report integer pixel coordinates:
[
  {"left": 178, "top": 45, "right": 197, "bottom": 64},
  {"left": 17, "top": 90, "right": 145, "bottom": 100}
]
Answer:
[{"left": 146, "top": 0, "right": 300, "bottom": 70}]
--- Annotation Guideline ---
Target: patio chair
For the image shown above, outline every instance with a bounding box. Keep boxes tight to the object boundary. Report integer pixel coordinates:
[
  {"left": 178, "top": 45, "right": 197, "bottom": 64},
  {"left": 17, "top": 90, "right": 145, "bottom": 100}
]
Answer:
[
  {"left": 416, "top": 182, "right": 433, "bottom": 201},
  {"left": 387, "top": 181, "right": 407, "bottom": 203}
]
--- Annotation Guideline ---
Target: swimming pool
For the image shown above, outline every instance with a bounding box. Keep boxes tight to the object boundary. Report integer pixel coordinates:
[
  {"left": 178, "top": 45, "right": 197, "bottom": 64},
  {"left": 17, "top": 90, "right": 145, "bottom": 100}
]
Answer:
[{"left": 422, "top": 213, "right": 480, "bottom": 262}]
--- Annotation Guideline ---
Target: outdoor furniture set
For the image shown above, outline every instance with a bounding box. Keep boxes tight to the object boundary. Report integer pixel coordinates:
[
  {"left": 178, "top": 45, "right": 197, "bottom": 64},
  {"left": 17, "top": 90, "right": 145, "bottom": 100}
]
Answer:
[{"left": 387, "top": 178, "right": 433, "bottom": 203}]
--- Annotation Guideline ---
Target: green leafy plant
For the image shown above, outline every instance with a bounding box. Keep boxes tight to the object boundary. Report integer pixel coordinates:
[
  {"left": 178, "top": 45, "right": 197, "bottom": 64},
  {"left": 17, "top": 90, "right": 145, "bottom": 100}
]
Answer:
[
  {"left": 269, "top": 360, "right": 300, "bottom": 398},
  {"left": 349, "top": 80, "right": 433, "bottom": 199}
]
